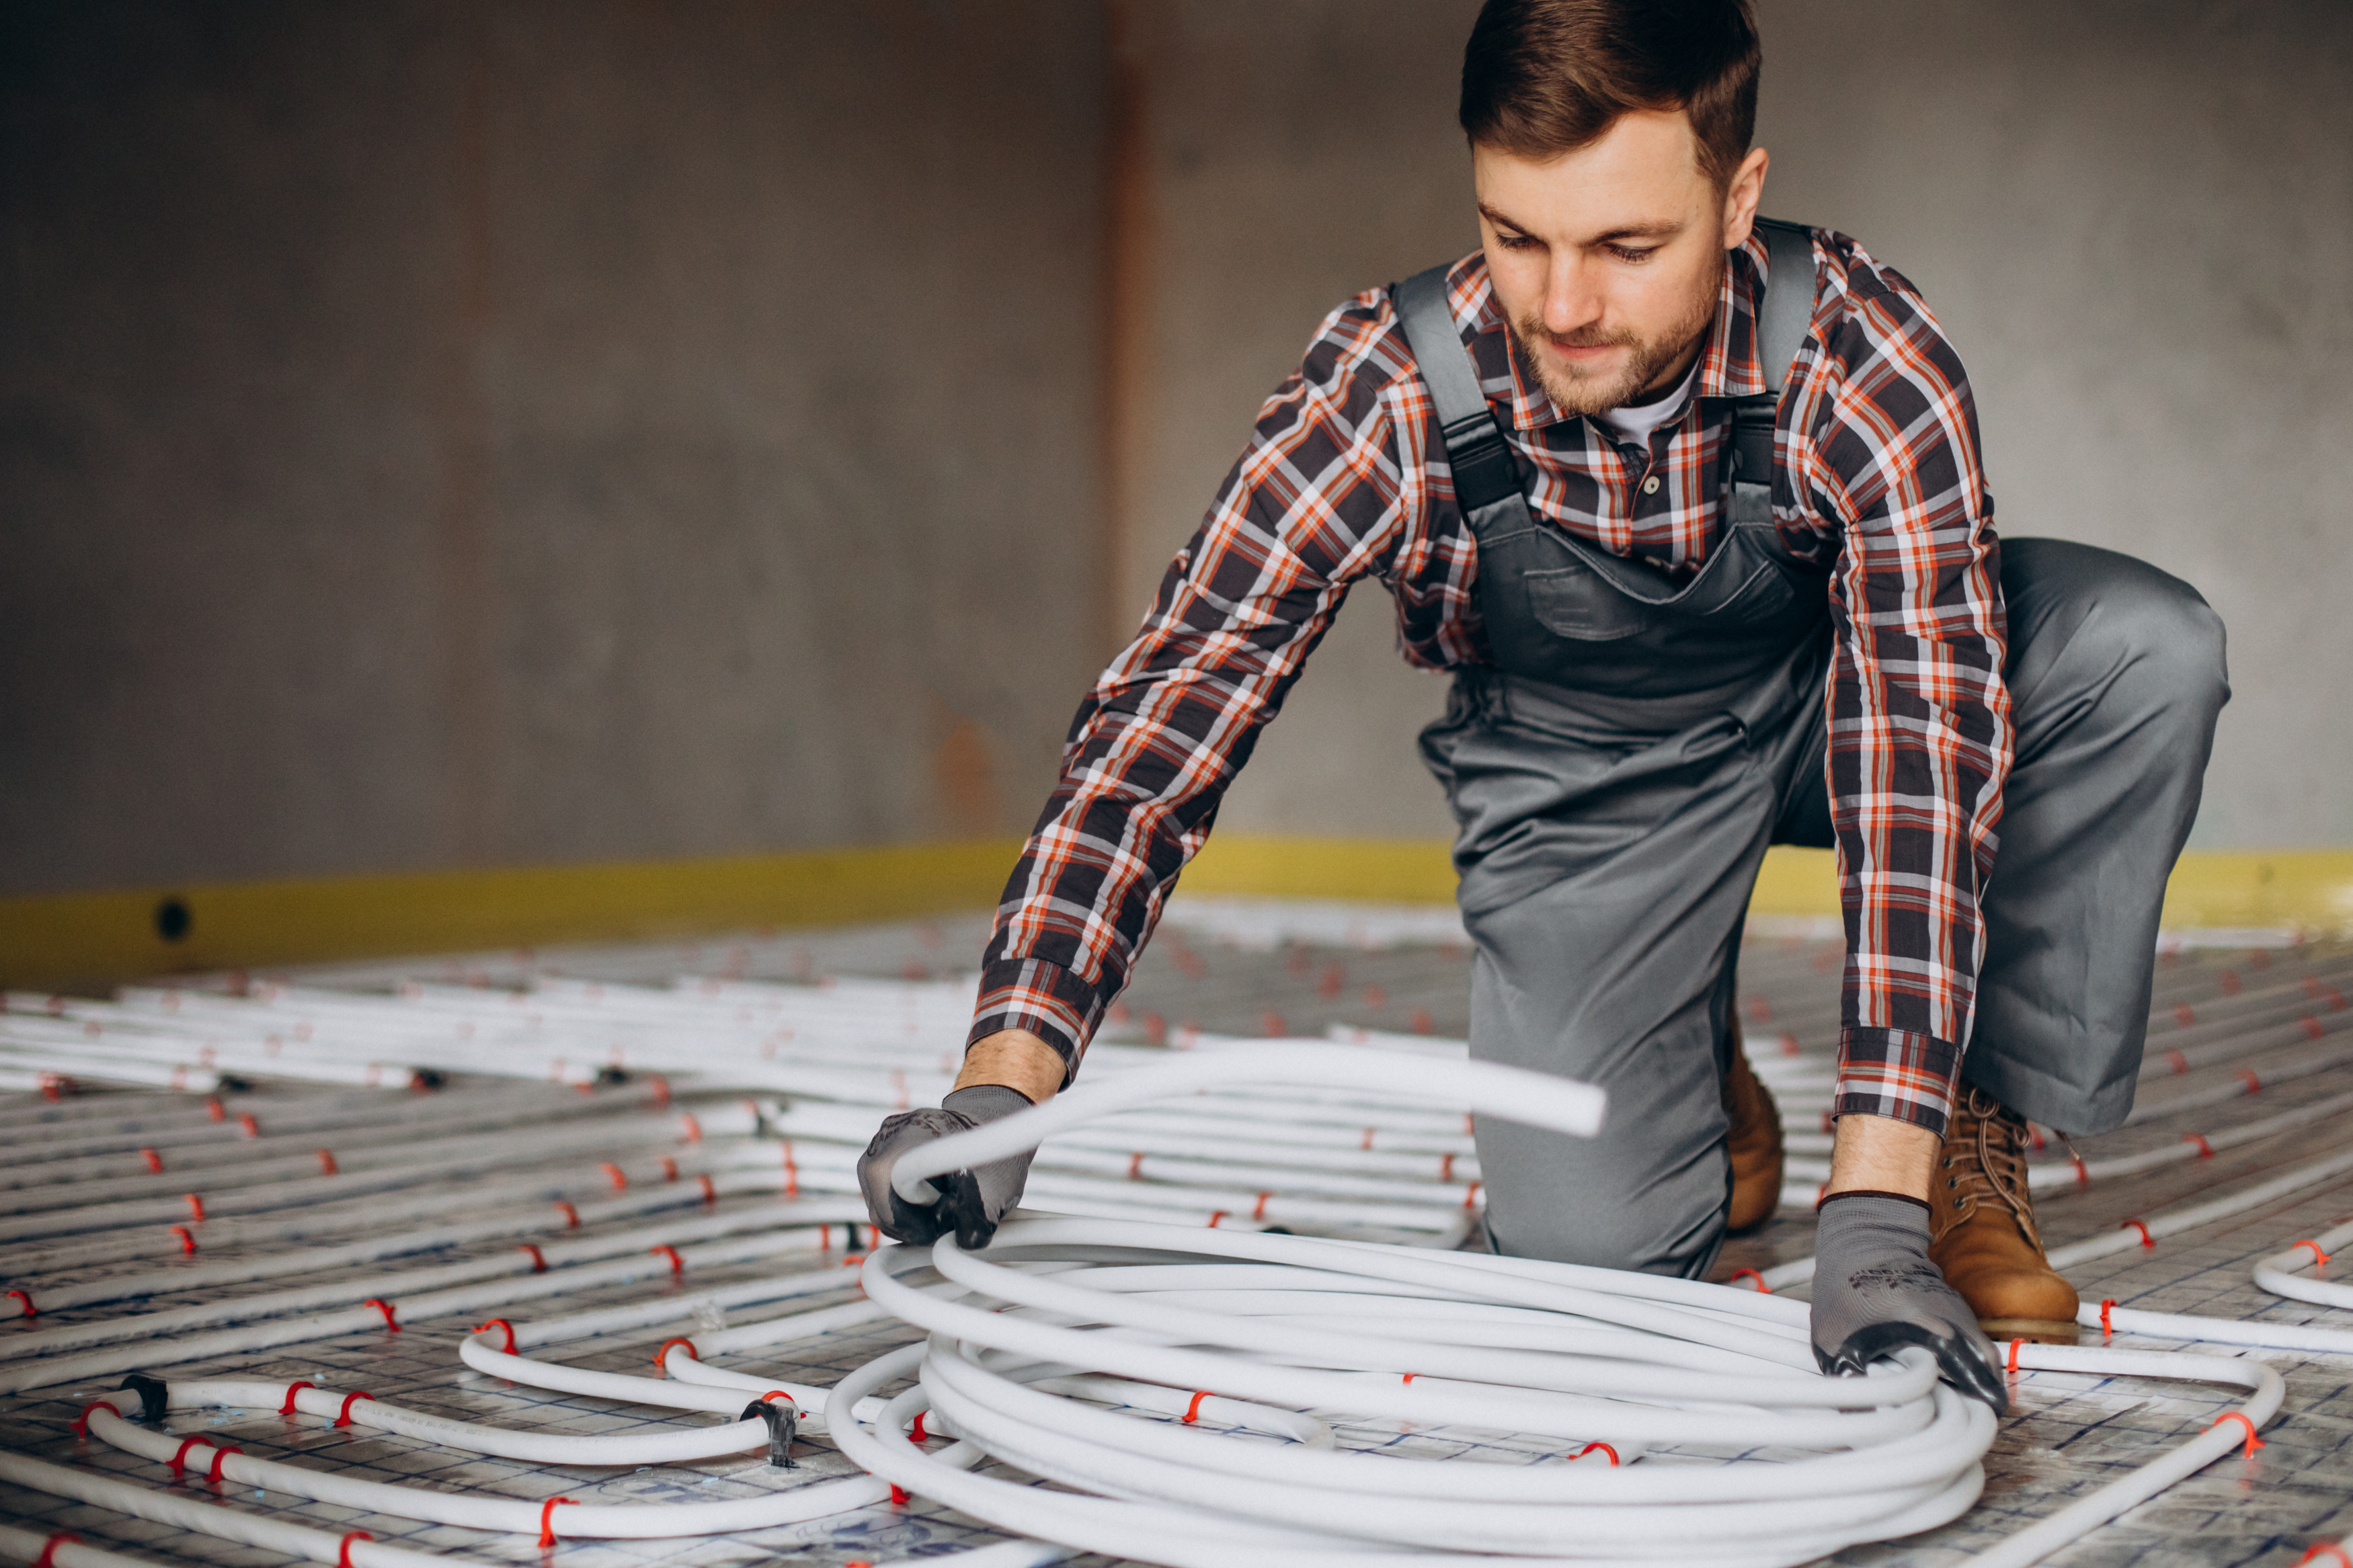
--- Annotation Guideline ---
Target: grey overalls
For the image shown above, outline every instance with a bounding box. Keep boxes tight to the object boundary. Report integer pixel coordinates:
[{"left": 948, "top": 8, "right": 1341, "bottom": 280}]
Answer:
[{"left": 1395, "top": 224, "right": 2230, "bottom": 1279}]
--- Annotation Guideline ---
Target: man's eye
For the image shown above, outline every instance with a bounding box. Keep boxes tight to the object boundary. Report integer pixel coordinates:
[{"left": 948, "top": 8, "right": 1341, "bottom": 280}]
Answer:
[
  {"left": 1609, "top": 245, "right": 1659, "bottom": 263},
  {"left": 1497, "top": 232, "right": 1542, "bottom": 251}
]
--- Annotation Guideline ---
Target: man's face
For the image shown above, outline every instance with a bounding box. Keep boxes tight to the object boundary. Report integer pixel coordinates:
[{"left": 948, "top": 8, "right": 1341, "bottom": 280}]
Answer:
[{"left": 1474, "top": 110, "right": 1766, "bottom": 416}]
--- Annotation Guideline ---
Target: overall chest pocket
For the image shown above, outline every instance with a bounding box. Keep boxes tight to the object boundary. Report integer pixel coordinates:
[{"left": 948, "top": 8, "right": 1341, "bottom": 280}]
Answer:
[{"left": 1520, "top": 561, "right": 1654, "bottom": 642}]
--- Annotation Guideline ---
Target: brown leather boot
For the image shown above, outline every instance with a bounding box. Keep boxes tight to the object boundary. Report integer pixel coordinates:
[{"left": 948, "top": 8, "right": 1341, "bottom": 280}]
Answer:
[
  {"left": 1722, "top": 1016, "right": 1784, "bottom": 1233},
  {"left": 1929, "top": 1085, "right": 2079, "bottom": 1343}
]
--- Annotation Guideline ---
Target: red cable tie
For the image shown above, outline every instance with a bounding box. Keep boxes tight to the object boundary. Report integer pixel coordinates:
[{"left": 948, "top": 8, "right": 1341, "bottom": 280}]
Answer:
[
  {"left": 697, "top": 1173, "right": 717, "bottom": 1206},
  {"left": 333, "top": 1391, "right": 376, "bottom": 1428},
  {"left": 554, "top": 1200, "right": 580, "bottom": 1229},
  {"left": 205, "top": 1445, "right": 241, "bottom": 1485},
  {"left": 1126, "top": 1152, "right": 1144, "bottom": 1180},
  {"left": 1462, "top": 1180, "right": 1483, "bottom": 1210},
  {"left": 236, "top": 1112, "right": 260, "bottom": 1137},
  {"left": 910, "top": 1413, "right": 927, "bottom": 1442},
  {"left": 2100, "top": 1300, "right": 2116, "bottom": 1337},
  {"left": 518, "top": 1243, "right": 547, "bottom": 1273},
  {"left": 34, "top": 1534, "right": 79, "bottom": 1568},
  {"left": 652, "top": 1243, "right": 684, "bottom": 1278},
  {"left": 4, "top": 1288, "right": 34, "bottom": 1318},
  {"left": 171, "top": 1225, "right": 198, "bottom": 1255},
  {"left": 168, "top": 1436, "right": 212, "bottom": 1479},
  {"left": 658, "top": 1155, "right": 678, "bottom": 1182},
  {"left": 184, "top": 1193, "right": 206, "bottom": 1223},
  {"left": 2210, "top": 1411, "right": 2264, "bottom": 1458},
  {"left": 1574, "top": 1441, "right": 1622, "bottom": 1465},
  {"left": 1401, "top": 1372, "right": 1417, "bottom": 1385},
  {"left": 338, "top": 1532, "right": 374, "bottom": 1568},
  {"left": 1252, "top": 1192, "right": 1271, "bottom": 1221},
  {"left": 362, "top": 1297, "right": 400, "bottom": 1331},
  {"left": 279, "top": 1380, "right": 315, "bottom": 1415},
  {"left": 1181, "top": 1391, "right": 1210, "bottom": 1423},
  {"left": 2071, "top": 1155, "right": 2090, "bottom": 1190},
  {"left": 2007, "top": 1339, "right": 2024, "bottom": 1375},
  {"left": 654, "top": 1337, "right": 699, "bottom": 1374},
  {"left": 756, "top": 1389, "right": 795, "bottom": 1410},
  {"left": 2295, "top": 1240, "right": 2334, "bottom": 1268},
  {"left": 1728, "top": 1268, "right": 1767, "bottom": 1292},
  {"left": 600, "top": 1161, "right": 628, "bottom": 1190},
  {"left": 2239, "top": 1068, "right": 2263, "bottom": 1094},
  {"left": 2121, "top": 1219, "right": 2155, "bottom": 1248},
  {"left": 2184, "top": 1132, "right": 2215, "bottom": 1159},
  {"left": 889, "top": 1484, "right": 910, "bottom": 1505},
  {"left": 1205, "top": 1210, "right": 1228, "bottom": 1229},
  {"left": 72, "top": 1399, "right": 124, "bottom": 1438},
  {"left": 139, "top": 1147, "right": 163, "bottom": 1173},
  {"left": 477, "top": 1319, "right": 518, "bottom": 1354},
  {"left": 538, "top": 1497, "right": 577, "bottom": 1549},
  {"left": 316, "top": 1148, "right": 338, "bottom": 1176}
]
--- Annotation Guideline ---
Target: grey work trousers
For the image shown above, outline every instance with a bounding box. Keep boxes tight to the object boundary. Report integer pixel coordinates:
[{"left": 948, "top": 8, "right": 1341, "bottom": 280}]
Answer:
[{"left": 1418, "top": 538, "right": 2230, "bottom": 1279}]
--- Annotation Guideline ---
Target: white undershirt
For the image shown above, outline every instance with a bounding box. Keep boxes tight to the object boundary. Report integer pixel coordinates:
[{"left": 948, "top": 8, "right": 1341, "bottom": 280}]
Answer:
[{"left": 1587, "top": 356, "right": 1701, "bottom": 448}]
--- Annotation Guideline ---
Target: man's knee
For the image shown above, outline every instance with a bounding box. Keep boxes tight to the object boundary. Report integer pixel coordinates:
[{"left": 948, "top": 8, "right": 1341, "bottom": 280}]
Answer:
[
  {"left": 1482, "top": 1155, "right": 1726, "bottom": 1278},
  {"left": 2008, "top": 538, "right": 2230, "bottom": 725}
]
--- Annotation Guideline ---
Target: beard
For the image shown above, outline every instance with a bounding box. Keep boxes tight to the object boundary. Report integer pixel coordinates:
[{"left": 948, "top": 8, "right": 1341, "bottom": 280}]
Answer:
[{"left": 1509, "top": 284, "right": 1719, "bottom": 419}]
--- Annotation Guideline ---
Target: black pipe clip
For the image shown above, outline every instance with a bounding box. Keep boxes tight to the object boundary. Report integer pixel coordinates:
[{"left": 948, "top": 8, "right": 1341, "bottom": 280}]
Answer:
[
  {"left": 117, "top": 1374, "right": 169, "bottom": 1423},
  {"left": 739, "top": 1397, "right": 797, "bottom": 1469}
]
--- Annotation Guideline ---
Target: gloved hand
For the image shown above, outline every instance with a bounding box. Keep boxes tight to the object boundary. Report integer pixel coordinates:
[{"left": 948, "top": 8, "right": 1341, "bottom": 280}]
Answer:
[
  {"left": 856, "top": 1083, "right": 1036, "bottom": 1249},
  {"left": 1809, "top": 1192, "right": 2007, "bottom": 1411}
]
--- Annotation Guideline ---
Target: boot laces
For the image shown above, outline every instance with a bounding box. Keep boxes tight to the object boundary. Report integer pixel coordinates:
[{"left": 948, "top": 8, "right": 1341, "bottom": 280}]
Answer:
[{"left": 1944, "top": 1085, "right": 2041, "bottom": 1246}]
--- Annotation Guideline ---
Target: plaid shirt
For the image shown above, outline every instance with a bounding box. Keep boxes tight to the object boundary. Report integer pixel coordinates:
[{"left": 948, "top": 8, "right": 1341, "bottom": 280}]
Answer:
[{"left": 972, "top": 229, "right": 2009, "bottom": 1138}]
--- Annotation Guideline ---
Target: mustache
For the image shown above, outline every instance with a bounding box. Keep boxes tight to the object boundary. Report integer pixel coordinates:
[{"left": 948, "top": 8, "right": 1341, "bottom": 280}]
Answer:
[{"left": 1516, "top": 315, "right": 1638, "bottom": 353}]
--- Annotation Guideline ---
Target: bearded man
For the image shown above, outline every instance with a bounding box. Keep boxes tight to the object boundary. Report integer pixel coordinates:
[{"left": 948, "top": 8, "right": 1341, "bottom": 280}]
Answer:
[{"left": 859, "top": 0, "right": 2228, "bottom": 1408}]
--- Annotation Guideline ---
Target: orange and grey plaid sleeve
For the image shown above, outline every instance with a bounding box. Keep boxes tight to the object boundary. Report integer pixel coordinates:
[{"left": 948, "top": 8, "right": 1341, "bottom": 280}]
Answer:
[
  {"left": 1793, "top": 248, "right": 2011, "bottom": 1139},
  {"left": 968, "top": 295, "right": 1444, "bottom": 1078}
]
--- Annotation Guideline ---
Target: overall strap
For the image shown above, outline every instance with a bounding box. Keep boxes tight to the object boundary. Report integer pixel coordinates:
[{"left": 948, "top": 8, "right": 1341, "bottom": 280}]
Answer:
[
  {"left": 1729, "top": 218, "right": 1817, "bottom": 485},
  {"left": 1394, "top": 266, "right": 1523, "bottom": 516}
]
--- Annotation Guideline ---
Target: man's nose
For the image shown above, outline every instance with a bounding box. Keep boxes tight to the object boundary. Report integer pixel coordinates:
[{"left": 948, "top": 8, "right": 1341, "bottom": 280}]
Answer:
[{"left": 1541, "top": 257, "right": 1605, "bottom": 336}]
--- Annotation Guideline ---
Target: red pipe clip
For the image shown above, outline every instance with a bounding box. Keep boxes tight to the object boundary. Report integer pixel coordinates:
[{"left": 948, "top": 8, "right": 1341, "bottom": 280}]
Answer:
[
  {"left": 316, "top": 1149, "right": 339, "bottom": 1175},
  {"left": 2007, "top": 1339, "right": 2024, "bottom": 1375},
  {"left": 237, "top": 1112, "right": 260, "bottom": 1138},
  {"left": 139, "top": 1147, "right": 163, "bottom": 1173},
  {"left": 538, "top": 1497, "right": 577, "bottom": 1549},
  {"left": 477, "top": 1319, "right": 518, "bottom": 1354},
  {"left": 657, "top": 1155, "right": 678, "bottom": 1183},
  {"left": 1728, "top": 1268, "right": 1767, "bottom": 1292},
  {"left": 1574, "top": 1441, "right": 1621, "bottom": 1465},
  {"left": 206, "top": 1445, "right": 241, "bottom": 1484},
  {"left": 184, "top": 1193, "right": 206, "bottom": 1223},
  {"left": 362, "top": 1298, "right": 401, "bottom": 1331},
  {"left": 280, "top": 1380, "right": 315, "bottom": 1416},
  {"left": 553, "top": 1200, "right": 580, "bottom": 1229},
  {"left": 678, "top": 1113, "right": 703, "bottom": 1143},
  {"left": 34, "top": 1534, "right": 79, "bottom": 1568},
  {"left": 333, "top": 1391, "right": 376, "bottom": 1428},
  {"left": 2100, "top": 1300, "right": 2116, "bottom": 1337},
  {"left": 2120, "top": 1219, "right": 2155, "bottom": 1249},
  {"left": 338, "top": 1532, "right": 374, "bottom": 1568},
  {"left": 2294, "top": 1240, "right": 2334, "bottom": 1268},
  {"left": 1181, "top": 1391, "right": 1210, "bottom": 1424},
  {"left": 72, "top": 1399, "right": 125, "bottom": 1439},
  {"left": 168, "top": 1436, "right": 213, "bottom": 1479},
  {"left": 518, "top": 1243, "right": 547, "bottom": 1273},
  {"left": 171, "top": 1225, "right": 198, "bottom": 1255},
  {"left": 5, "top": 1288, "right": 34, "bottom": 1318},
  {"left": 651, "top": 1243, "right": 684, "bottom": 1278},
  {"left": 697, "top": 1173, "right": 717, "bottom": 1206},
  {"left": 600, "top": 1161, "right": 628, "bottom": 1190},
  {"left": 2210, "top": 1411, "right": 2264, "bottom": 1458},
  {"left": 2296, "top": 1545, "right": 2352, "bottom": 1568},
  {"left": 2239, "top": 1068, "right": 2263, "bottom": 1094},
  {"left": 2183, "top": 1132, "right": 2215, "bottom": 1159},
  {"left": 654, "top": 1337, "right": 699, "bottom": 1374}
]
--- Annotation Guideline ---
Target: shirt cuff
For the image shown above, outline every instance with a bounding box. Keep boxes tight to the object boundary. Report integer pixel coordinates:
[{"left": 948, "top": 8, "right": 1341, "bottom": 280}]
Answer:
[
  {"left": 967, "top": 956, "right": 1107, "bottom": 1085},
  {"left": 1833, "top": 1026, "right": 1964, "bottom": 1139}
]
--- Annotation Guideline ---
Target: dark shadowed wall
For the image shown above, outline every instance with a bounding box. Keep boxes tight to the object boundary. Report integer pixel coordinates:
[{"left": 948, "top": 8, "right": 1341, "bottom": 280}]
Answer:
[{"left": 1, "top": 0, "right": 1107, "bottom": 897}]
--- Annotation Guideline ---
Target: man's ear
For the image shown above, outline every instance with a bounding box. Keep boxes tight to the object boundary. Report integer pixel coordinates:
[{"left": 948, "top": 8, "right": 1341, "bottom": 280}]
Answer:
[{"left": 1721, "top": 146, "right": 1770, "bottom": 250}]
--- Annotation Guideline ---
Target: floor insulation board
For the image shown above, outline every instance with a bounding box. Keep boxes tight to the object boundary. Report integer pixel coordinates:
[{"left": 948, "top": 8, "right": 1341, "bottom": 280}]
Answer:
[{"left": 3, "top": 899, "right": 2352, "bottom": 1567}]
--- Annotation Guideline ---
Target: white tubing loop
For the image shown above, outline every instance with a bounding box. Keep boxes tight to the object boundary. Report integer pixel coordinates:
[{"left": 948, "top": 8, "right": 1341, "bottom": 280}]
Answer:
[
  {"left": 887, "top": 1044, "right": 1604, "bottom": 1206},
  {"left": 829, "top": 1222, "right": 1991, "bottom": 1565},
  {"left": 2251, "top": 1216, "right": 2353, "bottom": 1311}
]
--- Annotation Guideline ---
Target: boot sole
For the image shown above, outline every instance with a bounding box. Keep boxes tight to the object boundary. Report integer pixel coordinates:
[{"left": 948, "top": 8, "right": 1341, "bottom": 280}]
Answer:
[{"left": 1978, "top": 1317, "right": 2079, "bottom": 1345}]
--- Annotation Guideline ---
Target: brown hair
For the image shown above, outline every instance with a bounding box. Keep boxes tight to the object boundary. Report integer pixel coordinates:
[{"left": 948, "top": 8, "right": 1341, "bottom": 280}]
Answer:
[{"left": 1460, "top": 0, "right": 1761, "bottom": 190}]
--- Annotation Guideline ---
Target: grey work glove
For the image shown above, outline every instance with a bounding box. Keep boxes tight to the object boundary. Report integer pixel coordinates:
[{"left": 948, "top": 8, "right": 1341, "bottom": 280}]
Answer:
[
  {"left": 1809, "top": 1192, "right": 2007, "bottom": 1412},
  {"left": 856, "top": 1084, "right": 1036, "bottom": 1250}
]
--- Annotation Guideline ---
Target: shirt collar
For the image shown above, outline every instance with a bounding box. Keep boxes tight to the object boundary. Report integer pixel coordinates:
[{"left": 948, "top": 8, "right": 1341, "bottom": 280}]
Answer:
[{"left": 1454, "top": 231, "right": 1771, "bottom": 432}]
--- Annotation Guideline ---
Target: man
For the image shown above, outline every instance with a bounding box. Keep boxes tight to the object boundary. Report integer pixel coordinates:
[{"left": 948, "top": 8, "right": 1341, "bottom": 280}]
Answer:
[{"left": 860, "top": 0, "right": 2227, "bottom": 1409}]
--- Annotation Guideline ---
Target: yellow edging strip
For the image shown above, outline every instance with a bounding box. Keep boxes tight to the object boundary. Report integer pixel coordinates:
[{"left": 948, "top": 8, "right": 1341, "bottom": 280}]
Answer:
[
  {"left": 0, "top": 840, "right": 1026, "bottom": 992},
  {"left": 5, "top": 838, "right": 2348, "bottom": 993}
]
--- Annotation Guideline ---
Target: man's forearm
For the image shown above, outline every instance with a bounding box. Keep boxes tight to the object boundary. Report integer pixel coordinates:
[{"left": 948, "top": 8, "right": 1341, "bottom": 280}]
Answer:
[
  {"left": 1824, "top": 1113, "right": 1938, "bottom": 1202},
  {"left": 955, "top": 1028, "right": 1066, "bottom": 1104}
]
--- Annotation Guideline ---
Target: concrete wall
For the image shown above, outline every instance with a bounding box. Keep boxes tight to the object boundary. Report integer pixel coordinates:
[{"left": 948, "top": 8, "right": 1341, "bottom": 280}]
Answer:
[
  {"left": 1125, "top": 0, "right": 2353, "bottom": 848},
  {"left": 0, "top": 0, "right": 1107, "bottom": 897},
  {"left": 7, "top": 1, "right": 2346, "bottom": 905}
]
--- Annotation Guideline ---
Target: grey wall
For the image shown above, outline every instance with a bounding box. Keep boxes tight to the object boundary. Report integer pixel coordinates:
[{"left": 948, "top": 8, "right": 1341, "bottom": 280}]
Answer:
[
  {"left": 1, "top": 0, "right": 1108, "bottom": 896},
  {"left": 1123, "top": 0, "right": 2353, "bottom": 848},
  {"left": 7, "top": 1, "right": 2346, "bottom": 903}
]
